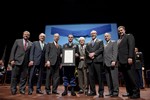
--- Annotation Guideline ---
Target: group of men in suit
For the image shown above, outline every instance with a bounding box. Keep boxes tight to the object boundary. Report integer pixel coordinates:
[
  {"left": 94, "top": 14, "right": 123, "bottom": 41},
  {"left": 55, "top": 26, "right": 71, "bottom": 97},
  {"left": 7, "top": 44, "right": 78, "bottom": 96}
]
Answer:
[{"left": 9, "top": 25, "right": 140, "bottom": 99}]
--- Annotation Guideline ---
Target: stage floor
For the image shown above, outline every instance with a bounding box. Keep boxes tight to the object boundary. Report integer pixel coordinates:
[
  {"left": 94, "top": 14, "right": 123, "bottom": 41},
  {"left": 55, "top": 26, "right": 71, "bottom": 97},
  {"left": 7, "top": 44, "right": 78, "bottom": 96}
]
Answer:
[{"left": 0, "top": 85, "right": 150, "bottom": 100}]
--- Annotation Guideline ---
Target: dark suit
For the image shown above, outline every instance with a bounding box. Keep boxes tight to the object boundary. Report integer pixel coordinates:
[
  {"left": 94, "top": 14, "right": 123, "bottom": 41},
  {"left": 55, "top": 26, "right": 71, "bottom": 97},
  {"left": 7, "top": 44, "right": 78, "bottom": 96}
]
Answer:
[
  {"left": 45, "top": 42, "right": 62, "bottom": 93},
  {"left": 9, "top": 39, "right": 32, "bottom": 93},
  {"left": 62, "top": 43, "right": 79, "bottom": 87},
  {"left": 85, "top": 39, "right": 104, "bottom": 95},
  {"left": 104, "top": 40, "right": 119, "bottom": 95},
  {"left": 28, "top": 41, "right": 46, "bottom": 92},
  {"left": 117, "top": 34, "right": 140, "bottom": 96},
  {"left": 135, "top": 52, "right": 144, "bottom": 88}
]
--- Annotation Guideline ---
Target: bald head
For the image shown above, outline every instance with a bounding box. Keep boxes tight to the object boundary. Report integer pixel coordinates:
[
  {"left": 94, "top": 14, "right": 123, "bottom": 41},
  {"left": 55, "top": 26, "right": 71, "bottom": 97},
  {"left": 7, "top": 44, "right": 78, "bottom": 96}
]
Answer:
[{"left": 104, "top": 32, "right": 111, "bottom": 42}]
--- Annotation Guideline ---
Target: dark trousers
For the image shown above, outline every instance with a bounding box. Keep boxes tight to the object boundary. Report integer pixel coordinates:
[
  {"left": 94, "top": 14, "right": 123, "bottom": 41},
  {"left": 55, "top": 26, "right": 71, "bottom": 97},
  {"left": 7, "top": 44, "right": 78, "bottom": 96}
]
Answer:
[
  {"left": 105, "top": 65, "right": 119, "bottom": 94},
  {"left": 119, "top": 63, "right": 140, "bottom": 95},
  {"left": 88, "top": 62, "right": 104, "bottom": 95},
  {"left": 136, "top": 69, "right": 144, "bottom": 88},
  {"left": 45, "top": 61, "right": 60, "bottom": 93},
  {"left": 28, "top": 65, "right": 43, "bottom": 92},
  {"left": 63, "top": 66, "right": 76, "bottom": 87},
  {"left": 11, "top": 63, "right": 28, "bottom": 92}
]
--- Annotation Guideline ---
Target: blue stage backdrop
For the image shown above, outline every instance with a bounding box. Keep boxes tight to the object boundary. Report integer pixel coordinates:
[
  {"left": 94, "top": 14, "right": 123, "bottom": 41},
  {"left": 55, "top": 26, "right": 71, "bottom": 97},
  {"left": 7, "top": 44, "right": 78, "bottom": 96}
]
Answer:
[{"left": 45, "top": 23, "right": 118, "bottom": 45}]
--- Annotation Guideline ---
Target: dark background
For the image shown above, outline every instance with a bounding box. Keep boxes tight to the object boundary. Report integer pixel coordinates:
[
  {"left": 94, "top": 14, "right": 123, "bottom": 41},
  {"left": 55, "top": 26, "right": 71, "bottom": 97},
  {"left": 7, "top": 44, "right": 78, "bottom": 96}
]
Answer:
[{"left": 0, "top": 1, "right": 149, "bottom": 70}]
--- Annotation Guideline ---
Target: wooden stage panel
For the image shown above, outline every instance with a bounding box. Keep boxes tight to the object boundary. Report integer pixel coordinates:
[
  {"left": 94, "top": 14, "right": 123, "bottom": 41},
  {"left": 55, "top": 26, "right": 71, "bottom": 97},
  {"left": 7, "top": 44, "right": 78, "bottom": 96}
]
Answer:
[{"left": 0, "top": 85, "right": 150, "bottom": 100}]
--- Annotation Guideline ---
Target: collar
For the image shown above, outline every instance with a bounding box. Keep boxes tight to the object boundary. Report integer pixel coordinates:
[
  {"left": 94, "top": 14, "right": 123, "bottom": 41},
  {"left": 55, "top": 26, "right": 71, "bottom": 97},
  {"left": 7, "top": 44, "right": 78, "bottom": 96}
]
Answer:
[
  {"left": 54, "top": 41, "right": 58, "bottom": 45},
  {"left": 92, "top": 38, "right": 97, "bottom": 42}
]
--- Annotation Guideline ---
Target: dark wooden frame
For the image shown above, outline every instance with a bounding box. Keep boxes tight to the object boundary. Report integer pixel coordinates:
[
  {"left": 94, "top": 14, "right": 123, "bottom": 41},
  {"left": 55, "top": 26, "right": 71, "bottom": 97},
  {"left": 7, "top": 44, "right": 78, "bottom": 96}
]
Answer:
[{"left": 62, "top": 48, "right": 75, "bottom": 66}]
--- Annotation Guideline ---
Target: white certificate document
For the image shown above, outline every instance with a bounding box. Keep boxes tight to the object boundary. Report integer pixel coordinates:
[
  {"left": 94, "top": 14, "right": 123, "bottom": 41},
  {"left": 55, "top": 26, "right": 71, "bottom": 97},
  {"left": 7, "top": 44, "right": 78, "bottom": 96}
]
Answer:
[{"left": 64, "top": 50, "right": 73, "bottom": 63}]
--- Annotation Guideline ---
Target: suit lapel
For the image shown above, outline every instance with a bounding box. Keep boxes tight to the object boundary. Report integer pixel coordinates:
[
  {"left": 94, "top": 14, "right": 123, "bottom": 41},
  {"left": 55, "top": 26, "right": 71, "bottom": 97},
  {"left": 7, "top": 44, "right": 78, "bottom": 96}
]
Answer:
[
  {"left": 79, "top": 45, "right": 85, "bottom": 55},
  {"left": 43, "top": 43, "right": 46, "bottom": 50},
  {"left": 106, "top": 41, "right": 111, "bottom": 48},
  {"left": 118, "top": 34, "right": 126, "bottom": 47},
  {"left": 53, "top": 42, "right": 57, "bottom": 49},
  {"left": 21, "top": 39, "right": 27, "bottom": 51},
  {"left": 38, "top": 41, "right": 42, "bottom": 50},
  {"left": 90, "top": 41, "right": 93, "bottom": 47},
  {"left": 90, "top": 39, "right": 97, "bottom": 47},
  {"left": 21, "top": 39, "right": 25, "bottom": 50},
  {"left": 26, "top": 41, "right": 32, "bottom": 51}
]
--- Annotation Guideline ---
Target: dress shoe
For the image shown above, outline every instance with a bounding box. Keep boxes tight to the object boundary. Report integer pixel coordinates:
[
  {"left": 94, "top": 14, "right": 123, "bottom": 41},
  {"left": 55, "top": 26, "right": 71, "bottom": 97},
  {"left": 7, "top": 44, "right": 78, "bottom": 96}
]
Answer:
[
  {"left": 28, "top": 91, "right": 33, "bottom": 95},
  {"left": 20, "top": 90, "right": 25, "bottom": 94},
  {"left": 78, "top": 90, "right": 84, "bottom": 94},
  {"left": 36, "top": 90, "right": 43, "bottom": 94},
  {"left": 85, "top": 91, "right": 88, "bottom": 95},
  {"left": 111, "top": 94, "right": 118, "bottom": 97},
  {"left": 46, "top": 92, "right": 51, "bottom": 95},
  {"left": 62, "top": 91, "right": 67, "bottom": 96},
  {"left": 52, "top": 91, "right": 59, "bottom": 94},
  {"left": 140, "top": 87, "right": 145, "bottom": 89},
  {"left": 11, "top": 91, "right": 16, "bottom": 95},
  {"left": 130, "top": 94, "right": 140, "bottom": 99},
  {"left": 84, "top": 90, "right": 88, "bottom": 95},
  {"left": 99, "top": 94, "right": 104, "bottom": 98},
  {"left": 71, "top": 91, "right": 76, "bottom": 96},
  {"left": 87, "top": 93, "right": 96, "bottom": 96},
  {"left": 122, "top": 93, "right": 130, "bottom": 97},
  {"left": 105, "top": 93, "right": 112, "bottom": 96}
]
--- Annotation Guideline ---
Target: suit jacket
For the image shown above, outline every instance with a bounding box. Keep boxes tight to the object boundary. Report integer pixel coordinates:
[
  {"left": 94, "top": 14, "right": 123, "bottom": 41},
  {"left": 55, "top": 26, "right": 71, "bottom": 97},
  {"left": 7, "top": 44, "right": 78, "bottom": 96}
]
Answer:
[
  {"left": 135, "top": 52, "right": 144, "bottom": 69},
  {"left": 9, "top": 39, "right": 32, "bottom": 65},
  {"left": 78, "top": 45, "right": 86, "bottom": 69},
  {"left": 104, "top": 40, "right": 118, "bottom": 67},
  {"left": 85, "top": 39, "right": 104, "bottom": 63},
  {"left": 117, "top": 34, "right": 135, "bottom": 64},
  {"left": 45, "top": 42, "right": 62, "bottom": 66},
  {"left": 63, "top": 43, "right": 79, "bottom": 66},
  {"left": 29, "top": 41, "right": 46, "bottom": 66}
]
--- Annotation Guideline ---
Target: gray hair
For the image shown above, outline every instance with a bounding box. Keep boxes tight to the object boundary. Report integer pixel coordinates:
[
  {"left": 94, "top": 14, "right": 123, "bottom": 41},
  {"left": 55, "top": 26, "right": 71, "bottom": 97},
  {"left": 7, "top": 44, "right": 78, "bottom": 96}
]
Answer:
[
  {"left": 104, "top": 32, "right": 111, "bottom": 36},
  {"left": 39, "top": 33, "right": 46, "bottom": 37},
  {"left": 79, "top": 37, "right": 85, "bottom": 41},
  {"left": 54, "top": 33, "right": 60, "bottom": 37},
  {"left": 90, "top": 30, "right": 97, "bottom": 34}
]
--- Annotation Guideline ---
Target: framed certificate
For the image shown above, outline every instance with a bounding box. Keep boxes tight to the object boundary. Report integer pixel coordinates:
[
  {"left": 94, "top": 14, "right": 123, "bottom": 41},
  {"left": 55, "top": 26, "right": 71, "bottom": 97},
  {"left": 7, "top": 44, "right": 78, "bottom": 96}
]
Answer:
[{"left": 62, "top": 48, "right": 75, "bottom": 66}]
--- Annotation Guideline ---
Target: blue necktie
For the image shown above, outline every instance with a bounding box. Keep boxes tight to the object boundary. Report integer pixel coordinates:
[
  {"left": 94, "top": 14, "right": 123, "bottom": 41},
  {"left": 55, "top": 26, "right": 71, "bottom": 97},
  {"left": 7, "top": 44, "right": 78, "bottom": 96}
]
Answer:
[{"left": 92, "top": 40, "right": 95, "bottom": 46}]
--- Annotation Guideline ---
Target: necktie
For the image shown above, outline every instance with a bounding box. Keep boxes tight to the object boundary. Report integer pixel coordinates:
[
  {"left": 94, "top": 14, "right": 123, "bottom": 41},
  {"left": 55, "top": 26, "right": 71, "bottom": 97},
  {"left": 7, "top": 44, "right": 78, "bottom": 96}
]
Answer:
[
  {"left": 117, "top": 39, "right": 122, "bottom": 45},
  {"left": 24, "top": 40, "right": 27, "bottom": 50},
  {"left": 118, "top": 35, "right": 123, "bottom": 45},
  {"left": 41, "top": 43, "right": 43, "bottom": 50},
  {"left": 92, "top": 40, "right": 95, "bottom": 46},
  {"left": 55, "top": 43, "right": 59, "bottom": 48},
  {"left": 81, "top": 46, "right": 84, "bottom": 54}
]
